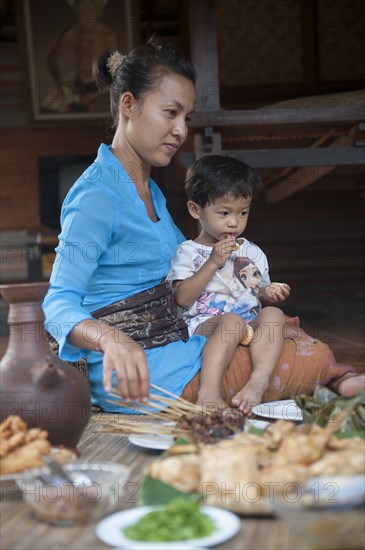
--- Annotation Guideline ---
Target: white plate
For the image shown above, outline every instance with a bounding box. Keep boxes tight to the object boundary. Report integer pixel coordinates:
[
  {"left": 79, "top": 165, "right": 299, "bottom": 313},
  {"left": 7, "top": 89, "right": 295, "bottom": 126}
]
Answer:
[
  {"left": 252, "top": 399, "right": 303, "bottom": 421},
  {"left": 96, "top": 505, "right": 241, "bottom": 549},
  {"left": 128, "top": 434, "right": 175, "bottom": 451}
]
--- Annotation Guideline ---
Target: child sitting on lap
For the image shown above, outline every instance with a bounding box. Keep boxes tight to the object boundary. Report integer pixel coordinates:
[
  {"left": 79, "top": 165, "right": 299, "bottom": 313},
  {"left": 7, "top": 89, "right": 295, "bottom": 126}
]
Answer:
[{"left": 168, "top": 155, "right": 292, "bottom": 414}]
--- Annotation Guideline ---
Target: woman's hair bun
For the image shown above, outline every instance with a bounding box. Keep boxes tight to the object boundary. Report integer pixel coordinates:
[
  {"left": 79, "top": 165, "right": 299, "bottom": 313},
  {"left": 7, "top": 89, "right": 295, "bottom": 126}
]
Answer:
[{"left": 106, "top": 51, "right": 127, "bottom": 79}]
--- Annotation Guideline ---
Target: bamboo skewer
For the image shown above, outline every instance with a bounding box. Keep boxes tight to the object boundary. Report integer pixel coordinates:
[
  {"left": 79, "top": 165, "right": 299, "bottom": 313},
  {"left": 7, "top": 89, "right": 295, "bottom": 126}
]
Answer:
[
  {"left": 107, "top": 391, "right": 169, "bottom": 419},
  {"left": 109, "top": 383, "right": 209, "bottom": 416},
  {"left": 98, "top": 422, "right": 185, "bottom": 436},
  {"left": 108, "top": 390, "right": 195, "bottom": 414},
  {"left": 103, "top": 383, "right": 235, "bottom": 439},
  {"left": 149, "top": 393, "right": 200, "bottom": 414},
  {"left": 108, "top": 392, "right": 199, "bottom": 416},
  {"left": 105, "top": 398, "right": 182, "bottom": 419},
  {"left": 150, "top": 383, "right": 206, "bottom": 413}
]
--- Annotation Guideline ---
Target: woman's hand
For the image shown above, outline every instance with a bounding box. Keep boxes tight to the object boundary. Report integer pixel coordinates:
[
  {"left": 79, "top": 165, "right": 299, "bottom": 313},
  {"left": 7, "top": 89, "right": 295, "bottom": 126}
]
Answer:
[
  {"left": 260, "top": 282, "right": 291, "bottom": 304},
  {"left": 208, "top": 237, "right": 236, "bottom": 269},
  {"left": 98, "top": 328, "right": 150, "bottom": 402}
]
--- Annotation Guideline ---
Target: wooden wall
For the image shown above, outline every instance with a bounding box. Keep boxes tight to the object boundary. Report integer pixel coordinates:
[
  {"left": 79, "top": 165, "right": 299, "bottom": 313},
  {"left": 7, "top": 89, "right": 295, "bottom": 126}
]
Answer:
[{"left": 0, "top": 125, "right": 107, "bottom": 230}]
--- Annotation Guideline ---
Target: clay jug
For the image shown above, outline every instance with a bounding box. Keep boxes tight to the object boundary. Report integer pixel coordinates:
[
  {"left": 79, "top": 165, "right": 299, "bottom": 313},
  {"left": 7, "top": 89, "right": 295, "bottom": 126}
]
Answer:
[{"left": 0, "top": 282, "right": 91, "bottom": 447}]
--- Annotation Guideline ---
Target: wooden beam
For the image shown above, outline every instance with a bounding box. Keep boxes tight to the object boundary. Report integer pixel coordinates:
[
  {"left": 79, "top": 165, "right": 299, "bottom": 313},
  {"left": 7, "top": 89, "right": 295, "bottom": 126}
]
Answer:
[
  {"left": 221, "top": 147, "right": 364, "bottom": 167},
  {"left": 265, "top": 126, "right": 359, "bottom": 202},
  {"left": 264, "top": 129, "right": 337, "bottom": 187},
  {"left": 265, "top": 165, "right": 337, "bottom": 203},
  {"left": 189, "top": 105, "right": 365, "bottom": 127}
]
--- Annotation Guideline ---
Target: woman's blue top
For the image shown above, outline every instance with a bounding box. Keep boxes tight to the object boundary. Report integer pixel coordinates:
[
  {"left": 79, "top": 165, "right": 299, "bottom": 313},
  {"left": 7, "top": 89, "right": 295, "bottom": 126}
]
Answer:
[{"left": 43, "top": 144, "right": 205, "bottom": 410}]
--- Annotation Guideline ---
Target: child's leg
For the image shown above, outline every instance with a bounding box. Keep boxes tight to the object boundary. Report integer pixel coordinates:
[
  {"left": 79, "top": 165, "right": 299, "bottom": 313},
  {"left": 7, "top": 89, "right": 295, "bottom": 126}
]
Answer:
[
  {"left": 329, "top": 371, "right": 365, "bottom": 396},
  {"left": 194, "top": 313, "right": 246, "bottom": 410},
  {"left": 231, "top": 306, "right": 285, "bottom": 414}
]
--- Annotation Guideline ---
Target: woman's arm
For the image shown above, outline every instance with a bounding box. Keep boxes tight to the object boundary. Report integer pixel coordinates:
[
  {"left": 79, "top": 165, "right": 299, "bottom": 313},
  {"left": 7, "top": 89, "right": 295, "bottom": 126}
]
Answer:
[
  {"left": 70, "top": 319, "right": 149, "bottom": 400},
  {"left": 44, "top": 179, "right": 150, "bottom": 402}
]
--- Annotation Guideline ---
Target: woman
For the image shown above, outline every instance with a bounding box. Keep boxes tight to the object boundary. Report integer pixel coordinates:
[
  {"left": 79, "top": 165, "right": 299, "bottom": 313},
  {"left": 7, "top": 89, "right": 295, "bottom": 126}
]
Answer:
[
  {"left": 43, "top": 37, "right": 363, "bottom": 412},
  {"left": 44, "top": 38, "right": 206, "bottom": 411}
]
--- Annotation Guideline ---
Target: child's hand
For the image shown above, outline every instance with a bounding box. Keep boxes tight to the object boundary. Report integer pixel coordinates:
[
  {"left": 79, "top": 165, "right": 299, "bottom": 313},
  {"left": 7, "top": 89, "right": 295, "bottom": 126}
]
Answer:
[
  {"left": 209, "top": 237, "right": 236, "bottom": 269},
  {"left": 263, "top": 282, "right": 291, "bottom": 303}
]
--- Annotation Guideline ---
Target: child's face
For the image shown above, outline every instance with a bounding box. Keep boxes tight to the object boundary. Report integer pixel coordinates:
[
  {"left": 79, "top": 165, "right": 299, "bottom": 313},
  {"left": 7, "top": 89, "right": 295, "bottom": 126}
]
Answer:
[{"left": 189, "top": 193, "right": 252, "bottom": 243}]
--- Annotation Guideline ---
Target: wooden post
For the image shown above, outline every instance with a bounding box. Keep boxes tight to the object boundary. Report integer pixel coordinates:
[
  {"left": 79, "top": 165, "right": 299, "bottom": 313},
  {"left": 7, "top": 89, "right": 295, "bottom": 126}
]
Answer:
[{"left": 188, "top": 0, "right": 220, "bottom": 111}]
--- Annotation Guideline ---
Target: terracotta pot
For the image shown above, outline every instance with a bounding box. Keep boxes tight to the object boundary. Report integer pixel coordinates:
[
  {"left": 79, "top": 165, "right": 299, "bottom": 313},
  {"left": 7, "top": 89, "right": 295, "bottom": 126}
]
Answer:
[{"left": 0, "top": 282, "right": 91, "bottom": 447}]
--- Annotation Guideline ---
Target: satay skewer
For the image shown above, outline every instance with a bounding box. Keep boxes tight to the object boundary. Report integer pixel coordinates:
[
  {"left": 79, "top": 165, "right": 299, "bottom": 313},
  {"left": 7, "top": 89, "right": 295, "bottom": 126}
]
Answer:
[
  {"left": 108, "top": 386, "right": 208, "bottom": 416},
  {"left": 150, "top": 383, "right": 206, "bottom": 413}
]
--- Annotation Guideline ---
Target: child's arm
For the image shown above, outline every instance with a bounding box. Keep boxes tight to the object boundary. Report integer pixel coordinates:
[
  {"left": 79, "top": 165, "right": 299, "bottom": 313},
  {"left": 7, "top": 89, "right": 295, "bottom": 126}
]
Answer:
[
  {"left": 258, "top": 282, "right": 291, "bottom": 306},
  {"left": 173, "top": 238, "right": 235, "bottom": 308}
]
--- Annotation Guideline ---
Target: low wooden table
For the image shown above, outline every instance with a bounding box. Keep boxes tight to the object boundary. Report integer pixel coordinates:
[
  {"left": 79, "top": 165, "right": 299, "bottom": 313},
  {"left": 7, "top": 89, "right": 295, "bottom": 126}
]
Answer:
[{"left": 1, "top": 413, "right": 297, "bottom": 550}]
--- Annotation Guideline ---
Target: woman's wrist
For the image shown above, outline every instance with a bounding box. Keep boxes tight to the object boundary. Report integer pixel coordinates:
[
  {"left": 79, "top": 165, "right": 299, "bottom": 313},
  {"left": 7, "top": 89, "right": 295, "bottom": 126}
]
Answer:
[{"left": 95, "top": 327, "right": 116, "bottom": 352}]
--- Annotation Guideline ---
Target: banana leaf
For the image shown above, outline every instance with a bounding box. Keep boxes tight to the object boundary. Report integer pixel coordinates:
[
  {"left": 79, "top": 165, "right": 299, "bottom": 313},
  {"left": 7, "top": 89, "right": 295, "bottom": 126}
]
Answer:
[
  {"left": 140, "top": 475, "right": 201, "bottom": 506},
  {"left": 294, "top": 386, "right": 365, "bottom": 432}
]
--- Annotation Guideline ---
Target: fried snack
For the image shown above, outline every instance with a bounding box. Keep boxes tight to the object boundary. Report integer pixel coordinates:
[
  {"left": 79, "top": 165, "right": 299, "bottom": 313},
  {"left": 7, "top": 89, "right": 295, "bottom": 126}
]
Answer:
[
  {"left": 0, "top": 439, "right": 51, "bottom": 475},
  {"left": 0, "top": 415, "right": 52, "bottom": 476},
  {"left": 0, "top": 415, "right": 27, "bottom": 436},
  {"left": 145, "top": 417, "right": 365, "bottom": 511},
  {"left": 7, "top": 432, "right": 26, "bottom": 450},
  {"left": 0, "top": 439, "right": 11, "bottom": 458},
  {"left": 216, "top": 431, "right": 264, "bottom": 448},
  {"left": 327, "top": 435, "right": 363, "bottom": 450},
  {"left": 25, "top": 428, "right": 48, "bottom": 443},
  {"left": 308, "top": 440, "right": 365, "bottom": 477},
  {"left": 232, "top": 242, "right": 240, "bottom": 251},
  {"left": 240, "top": 324, "right": 254, "bottom": 346},
  {"left": 263, "top": 418, "right": 297, "bottom": 450},
  {"left": 265, "top": 282, "right": 284, "bottom": 297},
  {"left": 200, "top": 444, "right": 261, "bottom": 500},
  {"left": 147, "top": 454, "right": 200, "bottom": 493},
  {"left": 260, "top": 463, "right": 308, "bottom": 489}
]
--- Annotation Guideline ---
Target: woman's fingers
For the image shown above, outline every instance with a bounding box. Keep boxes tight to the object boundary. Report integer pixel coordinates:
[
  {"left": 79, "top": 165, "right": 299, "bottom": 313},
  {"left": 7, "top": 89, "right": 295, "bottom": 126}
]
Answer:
[
  {"left": 117, "top": 359, "right": 150, "bottom": 402},
  {"left": 103, "top": 359, "right": 114, "bottom": 394},
  {"left": 102, "top": 339, "right": 150, "bottom": 402}
]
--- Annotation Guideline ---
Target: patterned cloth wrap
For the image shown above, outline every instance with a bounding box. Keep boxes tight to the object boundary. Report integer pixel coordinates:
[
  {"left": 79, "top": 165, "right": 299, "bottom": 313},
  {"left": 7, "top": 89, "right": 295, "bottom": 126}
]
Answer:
[{"left": 92, "top": 281, "right": 188, "bottom": 349}]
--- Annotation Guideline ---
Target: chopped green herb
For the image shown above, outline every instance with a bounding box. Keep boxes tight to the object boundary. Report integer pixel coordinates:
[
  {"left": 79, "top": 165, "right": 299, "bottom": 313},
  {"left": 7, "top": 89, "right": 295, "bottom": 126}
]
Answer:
[{"left": 123, "top": 498, "right": 216, "bottom": 542}]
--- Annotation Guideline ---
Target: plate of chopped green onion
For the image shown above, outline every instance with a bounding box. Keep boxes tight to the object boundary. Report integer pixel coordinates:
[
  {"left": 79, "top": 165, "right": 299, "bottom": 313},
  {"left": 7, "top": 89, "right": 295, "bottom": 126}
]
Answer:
[{"left": 95, "top": 497, "right": 241, "bottom": 548}]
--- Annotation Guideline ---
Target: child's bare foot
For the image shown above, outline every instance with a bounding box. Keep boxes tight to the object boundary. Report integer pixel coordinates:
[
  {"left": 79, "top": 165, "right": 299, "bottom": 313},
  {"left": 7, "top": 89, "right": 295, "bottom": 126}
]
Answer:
[
  {"left": 196, "top": 391, "right": 233, "bottom": 414},
  {"left": 330, "top": 372, "right": 365, "bottom": 397},
  {"left": 231, "top": 380, "right": 267, "bottom": 415}
]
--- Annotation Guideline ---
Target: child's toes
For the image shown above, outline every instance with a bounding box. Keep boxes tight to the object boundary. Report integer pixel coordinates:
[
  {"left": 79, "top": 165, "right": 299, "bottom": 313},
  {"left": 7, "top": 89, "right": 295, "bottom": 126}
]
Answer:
[{"left": 231, "top": 395, "right": 242, "bottom": 407}]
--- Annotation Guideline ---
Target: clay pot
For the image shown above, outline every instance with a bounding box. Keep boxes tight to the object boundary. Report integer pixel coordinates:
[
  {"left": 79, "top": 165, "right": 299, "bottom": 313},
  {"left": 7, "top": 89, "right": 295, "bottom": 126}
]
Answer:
[{"left": 0, "top": 282, "right": 91, "bottom": 447}]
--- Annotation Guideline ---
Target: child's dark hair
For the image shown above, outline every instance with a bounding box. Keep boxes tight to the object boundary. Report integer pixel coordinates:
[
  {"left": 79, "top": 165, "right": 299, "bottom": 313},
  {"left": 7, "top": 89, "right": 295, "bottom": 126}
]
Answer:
[
  {"left": 185, "top": 155, "right": 262, "bottom": 207},
  {"left": 93, "top": 35, "right": 196, "bottom": 127}
]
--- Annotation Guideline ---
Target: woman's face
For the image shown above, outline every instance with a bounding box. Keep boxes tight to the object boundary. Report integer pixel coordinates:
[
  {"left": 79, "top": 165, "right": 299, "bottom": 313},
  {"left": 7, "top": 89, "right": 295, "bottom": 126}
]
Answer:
[{"left": 126, "top": 73, "right": 196, "bottom": 168}]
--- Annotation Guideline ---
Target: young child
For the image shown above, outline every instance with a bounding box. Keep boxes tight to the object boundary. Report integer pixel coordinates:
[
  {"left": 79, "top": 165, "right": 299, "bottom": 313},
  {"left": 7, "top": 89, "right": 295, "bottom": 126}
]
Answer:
[{"left": 167, "top": 155, "right": 291, "bottom": 414}]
